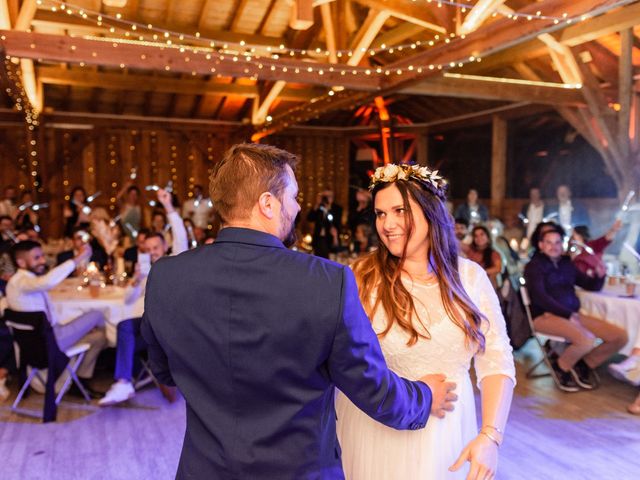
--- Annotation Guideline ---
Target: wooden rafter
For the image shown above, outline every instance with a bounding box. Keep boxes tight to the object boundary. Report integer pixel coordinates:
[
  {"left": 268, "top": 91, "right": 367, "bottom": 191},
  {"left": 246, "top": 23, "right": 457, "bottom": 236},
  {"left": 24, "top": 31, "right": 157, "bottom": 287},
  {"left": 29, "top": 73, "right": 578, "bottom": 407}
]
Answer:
[
  {"left": 353, "top": 0, "right": 446, "bottom": 34},
  {"left": 37, "top": 66, "right": 323, "bottom": 101},
  {"left": 371, "top": 23, "right": 425, "bottom": 49},
  {"left": 347, "top": 9, "right": 389, "bottom": 66},
  {"left": 320, "top": 2, "right": 337, "bottom": 64},
  {"left": 459, "top": 0, "right": 507, "bottom": 35},
  {"left": 0, "top": 30, "right": 379, "bottom": 91},
  {"left": 401, "top": 75, "right": 585, "bottom": 106},
  {"left": 229, "top": 0, "right": 251, "bottom": 32},
  {"left": 252, "top": 80, "right": 286, "bottom": 124},
  {"left": 618, "top": 28, "right": 633, "bottom": 159}
]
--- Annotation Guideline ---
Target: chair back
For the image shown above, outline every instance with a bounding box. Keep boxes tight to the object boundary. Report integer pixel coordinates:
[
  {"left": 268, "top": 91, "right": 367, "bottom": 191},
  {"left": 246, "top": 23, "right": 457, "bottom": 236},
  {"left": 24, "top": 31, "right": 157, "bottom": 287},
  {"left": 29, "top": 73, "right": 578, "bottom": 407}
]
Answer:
[
  {"left": 518, "top": 278, "right": 537, "bottom": 332},
  {"left": 4, "top": 309, "right": 55, "bottom": 369}
]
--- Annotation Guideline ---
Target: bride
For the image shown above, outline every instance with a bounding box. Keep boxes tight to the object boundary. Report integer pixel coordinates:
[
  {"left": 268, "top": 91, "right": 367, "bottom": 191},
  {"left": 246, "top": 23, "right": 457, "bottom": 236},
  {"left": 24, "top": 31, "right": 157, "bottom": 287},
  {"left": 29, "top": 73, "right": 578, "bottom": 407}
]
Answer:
[{"left": 336, "top": 165, "right": 516, "bottom": 480}]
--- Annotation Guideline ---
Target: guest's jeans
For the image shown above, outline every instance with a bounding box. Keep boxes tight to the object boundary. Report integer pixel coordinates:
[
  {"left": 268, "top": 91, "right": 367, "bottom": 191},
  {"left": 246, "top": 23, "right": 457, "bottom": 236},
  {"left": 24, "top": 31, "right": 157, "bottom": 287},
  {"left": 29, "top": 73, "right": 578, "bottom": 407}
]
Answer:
[
  {"left": 114, "top": 317, "right": 147, "bottom": 382},
  {"left": 534, "top": 312, "right": 629, "bottom": 369},
  {"left": 54, "top": 310, "right": 106, "bottom": 379}
]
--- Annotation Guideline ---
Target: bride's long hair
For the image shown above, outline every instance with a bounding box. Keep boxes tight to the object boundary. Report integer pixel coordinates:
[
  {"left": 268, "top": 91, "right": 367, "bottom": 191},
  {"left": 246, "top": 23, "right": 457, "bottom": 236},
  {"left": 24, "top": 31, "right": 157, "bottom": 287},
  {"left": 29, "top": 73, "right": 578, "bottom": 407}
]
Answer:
[{"left": 352, "top": 179, "right": 486, "bottom": 350}]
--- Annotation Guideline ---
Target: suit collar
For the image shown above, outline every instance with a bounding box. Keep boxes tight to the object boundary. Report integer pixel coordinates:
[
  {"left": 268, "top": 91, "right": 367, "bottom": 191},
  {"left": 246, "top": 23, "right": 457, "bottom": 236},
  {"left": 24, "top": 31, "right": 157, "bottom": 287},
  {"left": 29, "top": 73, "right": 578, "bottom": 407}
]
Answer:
[{"left": 215, "top": 227, "right": 285, "bottom": 249}]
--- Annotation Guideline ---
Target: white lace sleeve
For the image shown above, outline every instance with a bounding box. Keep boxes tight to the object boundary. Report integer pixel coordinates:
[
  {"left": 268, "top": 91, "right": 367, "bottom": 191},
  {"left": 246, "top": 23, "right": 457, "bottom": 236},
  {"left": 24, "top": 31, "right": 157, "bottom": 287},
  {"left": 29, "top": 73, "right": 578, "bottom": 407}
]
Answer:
[{"left": 462, "top": 259, "right": 517, "bottom": 387}]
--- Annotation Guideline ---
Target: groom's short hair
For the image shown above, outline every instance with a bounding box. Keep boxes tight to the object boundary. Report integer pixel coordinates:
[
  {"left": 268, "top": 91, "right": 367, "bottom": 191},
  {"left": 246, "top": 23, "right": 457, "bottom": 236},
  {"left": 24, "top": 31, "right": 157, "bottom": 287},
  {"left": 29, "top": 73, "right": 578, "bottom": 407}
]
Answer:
[{"left": 209, "top": 143, "right": 298, "bottom": 223}]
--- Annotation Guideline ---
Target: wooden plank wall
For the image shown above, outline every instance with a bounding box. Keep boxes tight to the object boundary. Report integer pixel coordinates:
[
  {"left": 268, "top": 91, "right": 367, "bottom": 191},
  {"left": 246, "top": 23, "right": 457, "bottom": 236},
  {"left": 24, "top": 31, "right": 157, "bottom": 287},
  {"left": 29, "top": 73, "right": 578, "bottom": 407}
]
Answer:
[{"left": 0, "top": 125, "right": 351, "bottom": 238}]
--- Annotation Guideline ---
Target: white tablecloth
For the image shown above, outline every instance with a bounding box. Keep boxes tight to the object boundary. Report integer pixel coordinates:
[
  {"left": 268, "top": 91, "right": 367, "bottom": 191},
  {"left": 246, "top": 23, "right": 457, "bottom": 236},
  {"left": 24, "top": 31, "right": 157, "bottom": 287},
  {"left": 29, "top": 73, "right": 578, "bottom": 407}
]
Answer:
[
  {"left": 577, "top": 284, "right": 640, "bottom": 355},
  {"left": 49, "top": 279, "right": 140, "bottom": 347}
]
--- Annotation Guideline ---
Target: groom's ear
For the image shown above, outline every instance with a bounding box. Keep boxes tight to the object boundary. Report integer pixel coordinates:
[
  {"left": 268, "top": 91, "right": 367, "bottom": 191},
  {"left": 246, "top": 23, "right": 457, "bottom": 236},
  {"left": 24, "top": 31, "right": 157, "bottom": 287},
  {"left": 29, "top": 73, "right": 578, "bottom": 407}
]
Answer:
[{"left": 257, "top": 191, "right": 275, "bottom": 220}]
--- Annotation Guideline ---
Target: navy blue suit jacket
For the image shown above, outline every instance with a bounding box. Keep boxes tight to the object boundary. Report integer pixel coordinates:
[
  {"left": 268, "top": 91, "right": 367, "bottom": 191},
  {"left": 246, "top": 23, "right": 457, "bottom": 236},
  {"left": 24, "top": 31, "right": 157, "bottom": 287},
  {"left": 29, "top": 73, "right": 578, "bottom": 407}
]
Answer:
[{"left": 141, "top": 227, "right": 432, "bottom": 480}]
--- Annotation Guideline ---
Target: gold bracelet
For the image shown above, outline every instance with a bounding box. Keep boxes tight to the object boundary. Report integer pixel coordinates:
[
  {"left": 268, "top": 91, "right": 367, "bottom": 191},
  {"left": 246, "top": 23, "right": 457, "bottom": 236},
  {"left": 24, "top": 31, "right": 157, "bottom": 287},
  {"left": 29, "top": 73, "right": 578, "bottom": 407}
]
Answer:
[{"left": 480, "top": 430, "right": 501, "bottom": 447}]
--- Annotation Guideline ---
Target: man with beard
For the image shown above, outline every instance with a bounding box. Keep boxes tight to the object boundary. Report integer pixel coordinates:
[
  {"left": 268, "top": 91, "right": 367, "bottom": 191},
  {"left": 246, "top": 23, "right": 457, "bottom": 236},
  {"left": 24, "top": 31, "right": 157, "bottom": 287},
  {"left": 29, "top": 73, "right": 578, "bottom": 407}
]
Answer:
[
  {"left": 6, "top": 241, "right": 107, "bottom": 395},
  {"left": 141, "top": 143, "right": 456, "bottom": 479},
  {"left": 454, "top": 217, "right": 471, "bottom": 257},
  {"left": 99, "top": 188, "right": 187, "bottom": 406}
]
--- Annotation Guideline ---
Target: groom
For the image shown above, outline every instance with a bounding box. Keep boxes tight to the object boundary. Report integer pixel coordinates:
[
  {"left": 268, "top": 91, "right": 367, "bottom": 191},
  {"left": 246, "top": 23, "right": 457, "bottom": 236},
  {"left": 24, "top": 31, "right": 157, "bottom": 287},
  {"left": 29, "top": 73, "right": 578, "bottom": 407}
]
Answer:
[{"left": 141, "top": 143, "right": 457, "bottom": 479}]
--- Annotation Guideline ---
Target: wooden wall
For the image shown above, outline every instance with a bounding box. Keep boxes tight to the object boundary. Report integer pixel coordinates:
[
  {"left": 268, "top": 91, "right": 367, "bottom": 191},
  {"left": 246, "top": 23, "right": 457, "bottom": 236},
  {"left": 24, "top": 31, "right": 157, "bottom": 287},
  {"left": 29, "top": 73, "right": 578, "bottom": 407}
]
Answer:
[{"left": 0, "top": 124, "right": 351, "bottom": 238}]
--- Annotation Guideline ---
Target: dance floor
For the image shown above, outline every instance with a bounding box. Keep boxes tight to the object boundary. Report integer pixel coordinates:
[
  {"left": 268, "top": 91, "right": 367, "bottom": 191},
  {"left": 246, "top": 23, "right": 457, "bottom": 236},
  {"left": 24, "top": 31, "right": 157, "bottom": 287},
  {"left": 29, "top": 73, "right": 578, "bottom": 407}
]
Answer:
[{"left": 1, "top": 341, "right": 639, "bottom": 480}]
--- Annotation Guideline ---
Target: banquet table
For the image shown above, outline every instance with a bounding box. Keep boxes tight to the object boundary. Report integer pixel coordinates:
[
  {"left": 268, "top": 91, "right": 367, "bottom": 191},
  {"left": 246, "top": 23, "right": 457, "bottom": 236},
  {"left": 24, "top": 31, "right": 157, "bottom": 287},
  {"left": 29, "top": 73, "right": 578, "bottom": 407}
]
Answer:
[
  {"left": 49, "top": 279, "right": 142, "bottom": 347},
  {"left": 577, "top": 283, "right": 640, "bottom": 356}
]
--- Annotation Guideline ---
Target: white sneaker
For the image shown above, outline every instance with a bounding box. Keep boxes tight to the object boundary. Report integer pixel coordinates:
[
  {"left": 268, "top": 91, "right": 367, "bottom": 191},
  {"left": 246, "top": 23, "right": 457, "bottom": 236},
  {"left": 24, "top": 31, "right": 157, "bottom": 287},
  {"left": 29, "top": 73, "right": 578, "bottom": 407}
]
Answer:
[
  {"left": 608, "top": 357, "right": 640, "bottom": 386},
  {"left": 0, "top": 377, "right": 9, "bottom": 402},
  {"left": 98, "top": 381, "right": 135, "bottom": 406}
]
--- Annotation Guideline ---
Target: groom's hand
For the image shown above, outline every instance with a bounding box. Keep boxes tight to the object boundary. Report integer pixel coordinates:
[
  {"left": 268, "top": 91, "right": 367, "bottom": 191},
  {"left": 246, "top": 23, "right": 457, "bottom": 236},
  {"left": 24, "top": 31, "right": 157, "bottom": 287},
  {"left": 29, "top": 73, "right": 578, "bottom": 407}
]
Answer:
[{"left": 419, "top": 373, "right": 457, "bottom": 418}]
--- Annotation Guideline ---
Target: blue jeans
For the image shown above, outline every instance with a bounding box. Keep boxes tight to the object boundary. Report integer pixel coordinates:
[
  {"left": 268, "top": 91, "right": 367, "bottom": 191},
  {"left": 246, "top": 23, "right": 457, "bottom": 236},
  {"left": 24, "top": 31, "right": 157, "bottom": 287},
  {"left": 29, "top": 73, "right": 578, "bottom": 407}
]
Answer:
[{"left": 114, "top": 317, "right": 147, "bottom": 381}]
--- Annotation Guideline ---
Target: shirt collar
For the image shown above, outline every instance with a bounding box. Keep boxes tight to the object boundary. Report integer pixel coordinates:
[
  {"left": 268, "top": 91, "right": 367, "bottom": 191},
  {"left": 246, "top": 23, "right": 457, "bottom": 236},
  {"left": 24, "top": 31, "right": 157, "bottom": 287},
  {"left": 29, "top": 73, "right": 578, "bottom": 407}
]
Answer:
[{"left": 214, "top": 227, "right": 285, "bottom": 249}]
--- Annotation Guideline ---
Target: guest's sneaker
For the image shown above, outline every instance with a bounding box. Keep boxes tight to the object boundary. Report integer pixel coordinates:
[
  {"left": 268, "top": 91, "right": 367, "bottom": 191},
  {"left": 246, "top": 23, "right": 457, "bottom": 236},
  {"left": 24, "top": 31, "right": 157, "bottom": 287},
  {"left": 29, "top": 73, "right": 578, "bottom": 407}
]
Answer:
[
  {"left": 0, "top": 377, "right": 9, "bottom": 402},
  {"left": 98, "top": 381, "right": 135, "bottom": 406},
  {"left": 550, "top": 359, "right": 580, "bottom": 392},
  {"left": 608, "top": 356, "right": 640, "bottom": 387},
  {"left": 570, "top": 360, "right": 597, "bottom": 390}
]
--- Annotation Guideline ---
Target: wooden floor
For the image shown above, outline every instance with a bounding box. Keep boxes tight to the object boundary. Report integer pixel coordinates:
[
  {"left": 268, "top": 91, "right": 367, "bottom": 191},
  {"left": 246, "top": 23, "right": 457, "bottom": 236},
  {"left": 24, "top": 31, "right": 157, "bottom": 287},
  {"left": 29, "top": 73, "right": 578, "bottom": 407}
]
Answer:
[{"left": 1, "top": 341, "right": 639, "bottom": 479}]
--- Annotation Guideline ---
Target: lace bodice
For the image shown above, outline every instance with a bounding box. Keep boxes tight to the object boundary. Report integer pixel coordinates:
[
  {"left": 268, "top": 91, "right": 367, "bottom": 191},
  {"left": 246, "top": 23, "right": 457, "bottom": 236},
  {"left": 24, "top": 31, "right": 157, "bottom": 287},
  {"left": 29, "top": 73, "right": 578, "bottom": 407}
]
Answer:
[{"left": 368, "top": 258, "right": 516, "bottom": 385}]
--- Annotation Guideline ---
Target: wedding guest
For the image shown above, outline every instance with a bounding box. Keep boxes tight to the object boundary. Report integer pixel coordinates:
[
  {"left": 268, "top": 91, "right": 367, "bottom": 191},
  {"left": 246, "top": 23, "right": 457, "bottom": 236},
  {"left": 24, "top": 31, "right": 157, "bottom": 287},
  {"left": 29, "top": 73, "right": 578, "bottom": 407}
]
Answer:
[
  {"left": 56, "top": 226, "right": 108, "bottom": 276},
  {"left": 524, "top": 226, "right": 628, "bottom": 392},
  {"left": 570, "top": 219, "right": 622, "bottom": 278},
  {"left": 547, "top": 184, "right": 590, "bottom": 231},
  {"left": 63, "top": 186, "right": 91, "bottom": 238},
  {"left": 307, "top": 190, "right": 343, "bottom": 258},
  {"left": 520, "top": 187, "right": 545, "bottom": 239},
  {"left": 99, "top": 189, "right": 187, "bottom": 406},
  {"left": 467, "top": 225, "right": 503, "bottom": 289},
  {"left": 0, "top": 215, "right": 15, "bottom": 247},
  {"left": 454, "top": 188, "right": 489, "bottom": 225},
  {"left": 348, "top": 188, "right": 374, "bottom": 235},
  {"left": 123, "top": 228, "right": 150, "bottom": 275},
  {"left": 454, "top": 217, "right": 471, "bottom": 257},
  {"left": 6, "top": 241, "right": 107, "bottom": 396},
  {"left": 118, "top": 183, "right": 142, "bottom": 240},
  {"left": 14, "top": 190, "right": 38, "bottom": 230},
  {"left": 182, "top": 185, "right": 213, "bottom": 230},
  {"left": 0, "top": 185, "right": 18, "bottom": 220}
]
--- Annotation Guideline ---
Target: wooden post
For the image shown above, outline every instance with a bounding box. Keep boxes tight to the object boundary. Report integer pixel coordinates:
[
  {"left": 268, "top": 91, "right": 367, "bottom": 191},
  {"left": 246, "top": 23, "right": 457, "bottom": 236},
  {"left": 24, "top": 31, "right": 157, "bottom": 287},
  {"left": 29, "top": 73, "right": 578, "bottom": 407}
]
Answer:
[
  {"left": 491, "top": 115, "right": 507, "bottom": 218},
  {"left": 416, "top": 133, "right": 428, "bottom": 166}
]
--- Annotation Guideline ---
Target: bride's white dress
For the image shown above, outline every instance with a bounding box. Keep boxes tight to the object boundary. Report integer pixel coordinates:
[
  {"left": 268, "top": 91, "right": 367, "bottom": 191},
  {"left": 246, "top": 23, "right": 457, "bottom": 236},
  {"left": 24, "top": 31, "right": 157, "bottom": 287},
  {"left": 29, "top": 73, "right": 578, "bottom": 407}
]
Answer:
[{"left": 336, "top": 258, "right": 516, "bottom": 480}]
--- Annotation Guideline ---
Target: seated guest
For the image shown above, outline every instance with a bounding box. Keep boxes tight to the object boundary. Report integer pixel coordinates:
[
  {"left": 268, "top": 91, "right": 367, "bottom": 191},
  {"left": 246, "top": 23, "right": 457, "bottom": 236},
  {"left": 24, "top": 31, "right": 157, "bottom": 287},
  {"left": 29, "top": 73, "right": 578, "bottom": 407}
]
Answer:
[
  {"left": 63, "top": 186, "right": 91, "bottom": 238},
  {"left": 454, "top": 188, "right": 488, "bottom": 225},
  {"left": 524, "top": 226, "right": 628, "bottom": 392},
  {"left": 123, "top": 228, "right": 150, "bottom": 275},
  {"left": 454, "top": 217, "right": 470, "bottom": 257},
  {"left": 99, "top": 188, "right": 188, "bottom": 406},
  {"left": 57, "top": 226, "right": 108, "bottom": 275},
  {"left": 0, "top": 215, "right": 15, "bottom": 247},
  {"left": 353, "top": 223, "right": 375, "bottom": 255},
  {"left": 6, "top": 241, "right": 107, "bottom": 396},
  {"left": 570, "top": 219, "right": 622, "bottom": 279},
  {"left": 14, "top": 190, "right": 38, "bottom": 230},
  {"left": 467, "top": 225, "right": 503, "bottom": 289},
  {"left": 528, "top": 221, "right": 561, "bottom": 256},
  {"left": 182, "top": 185, "right": 213, "bottom": 230}
]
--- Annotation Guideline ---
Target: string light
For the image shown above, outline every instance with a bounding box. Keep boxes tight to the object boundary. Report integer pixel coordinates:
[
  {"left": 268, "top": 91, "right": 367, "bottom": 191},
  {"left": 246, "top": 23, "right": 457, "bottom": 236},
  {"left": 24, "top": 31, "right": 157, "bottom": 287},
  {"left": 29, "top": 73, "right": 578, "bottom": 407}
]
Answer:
[{"left": 36, "top": 0, "right": 586, "bottom": 64}]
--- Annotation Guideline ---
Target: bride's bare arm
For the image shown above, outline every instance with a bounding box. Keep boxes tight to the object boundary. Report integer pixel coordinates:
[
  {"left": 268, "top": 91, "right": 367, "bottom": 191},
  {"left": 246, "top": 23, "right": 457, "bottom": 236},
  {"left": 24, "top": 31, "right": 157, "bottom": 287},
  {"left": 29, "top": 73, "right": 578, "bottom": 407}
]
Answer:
[{"left": 449, "top": 374, "right": 514, "bottom": 480}]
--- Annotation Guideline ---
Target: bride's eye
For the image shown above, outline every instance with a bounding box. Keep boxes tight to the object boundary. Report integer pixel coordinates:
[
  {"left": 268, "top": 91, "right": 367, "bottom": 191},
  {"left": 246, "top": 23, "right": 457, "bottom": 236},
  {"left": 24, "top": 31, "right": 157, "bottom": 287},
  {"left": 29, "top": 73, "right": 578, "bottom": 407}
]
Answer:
[{"left": 375, "top": 211, "right": 385, "bottom": 219}]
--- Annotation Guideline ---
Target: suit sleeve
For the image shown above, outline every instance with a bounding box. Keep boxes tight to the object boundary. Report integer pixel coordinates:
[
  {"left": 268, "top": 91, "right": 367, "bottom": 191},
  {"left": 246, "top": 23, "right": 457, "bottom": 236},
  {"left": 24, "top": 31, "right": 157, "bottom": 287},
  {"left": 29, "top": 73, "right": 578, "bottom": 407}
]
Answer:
[
  {"left": 140, "top": 266, "right": 176, "bottom": 386},
  {"left": 327, "top": 267, "right": 432, "bottom": 430}
]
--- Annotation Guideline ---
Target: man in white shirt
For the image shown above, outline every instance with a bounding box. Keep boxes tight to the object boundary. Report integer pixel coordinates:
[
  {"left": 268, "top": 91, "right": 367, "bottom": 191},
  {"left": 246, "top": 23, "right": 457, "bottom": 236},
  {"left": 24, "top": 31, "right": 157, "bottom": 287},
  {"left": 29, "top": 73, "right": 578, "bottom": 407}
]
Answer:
[
  {"left": 99, "top": 188, "right": 188, "bottom": 405},
  {"left": 6, "top": 241, "right": 107, "bottom": 394},
  {"left": 182, "top": 185, "right": 213, "bottom": 230}
]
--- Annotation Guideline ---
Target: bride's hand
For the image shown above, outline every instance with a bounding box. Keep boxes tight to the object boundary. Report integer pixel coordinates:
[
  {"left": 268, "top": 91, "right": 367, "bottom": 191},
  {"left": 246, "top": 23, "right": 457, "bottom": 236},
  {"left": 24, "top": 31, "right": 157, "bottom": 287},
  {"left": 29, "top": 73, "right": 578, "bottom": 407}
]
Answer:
[{"left": 449, "top": 434, "right": 498, "bottom": 480}]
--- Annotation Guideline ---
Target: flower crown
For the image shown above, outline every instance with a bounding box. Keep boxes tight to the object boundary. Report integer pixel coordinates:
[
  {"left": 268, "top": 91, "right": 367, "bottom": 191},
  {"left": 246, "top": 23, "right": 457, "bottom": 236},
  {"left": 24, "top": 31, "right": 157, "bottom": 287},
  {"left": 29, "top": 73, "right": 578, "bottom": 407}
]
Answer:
[{"left": 369, "top": 164, "right": 448, "bottom": 199}]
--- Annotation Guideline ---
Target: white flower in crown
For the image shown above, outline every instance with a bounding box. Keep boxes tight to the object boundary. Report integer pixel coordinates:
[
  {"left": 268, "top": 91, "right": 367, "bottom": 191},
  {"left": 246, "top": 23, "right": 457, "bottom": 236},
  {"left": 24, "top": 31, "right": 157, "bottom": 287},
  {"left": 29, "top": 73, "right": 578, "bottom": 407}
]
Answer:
[
  {"left": 382, "top": 164, "right": 399, "bottom": 179},
  {"left": 369, "top": 163, "right": 448, "bottom": 196}
]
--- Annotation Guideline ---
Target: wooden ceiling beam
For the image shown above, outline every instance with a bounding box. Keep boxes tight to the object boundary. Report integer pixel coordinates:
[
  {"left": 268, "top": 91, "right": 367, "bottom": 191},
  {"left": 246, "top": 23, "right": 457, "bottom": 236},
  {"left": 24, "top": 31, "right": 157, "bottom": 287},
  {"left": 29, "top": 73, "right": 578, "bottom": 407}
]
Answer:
[
  {"left": 36, "top": 66, "right": 323, "bottom": 101},
  {"left": 31, "top": 10, "right": 284, "bottom": 48},
  {"left": 0, "top": 30, "right": 379, "bottom": 91},
  {"left": 320, "top": 2, "right": 337, "bottom": 64},
  {"left": 347, "top": 9, "right": 389, "bottom": 66},
  {"left": 459, "top": 0, "right": 507, "bottom": 36},
  {"left": 0, "top": 0, "right": 11, "bottom": 30},
  {"left": 229, "top": 0, "right": 251, "bottom": 32},
  {"left": 353, "top": 0, "right": 446, "bottom": 34},
  {"left": 252, "top": 80, "right": 286, "bottom": 124},
  {"left": 371, "top": 23, "right": 425, "bottom": 49},
  {"left": 400, "top": 75, "right": 585, "bottom": 106},
  {"left": 618, "top": 27, "right": 633, "bottom": 159}
]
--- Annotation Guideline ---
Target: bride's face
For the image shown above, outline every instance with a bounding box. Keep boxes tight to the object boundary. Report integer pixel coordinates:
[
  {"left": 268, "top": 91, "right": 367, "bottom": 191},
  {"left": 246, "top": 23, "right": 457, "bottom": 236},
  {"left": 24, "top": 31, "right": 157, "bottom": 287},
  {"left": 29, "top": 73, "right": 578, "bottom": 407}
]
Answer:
[{"left": 374, "top": 183, "right": 429, "bottom": 261}]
